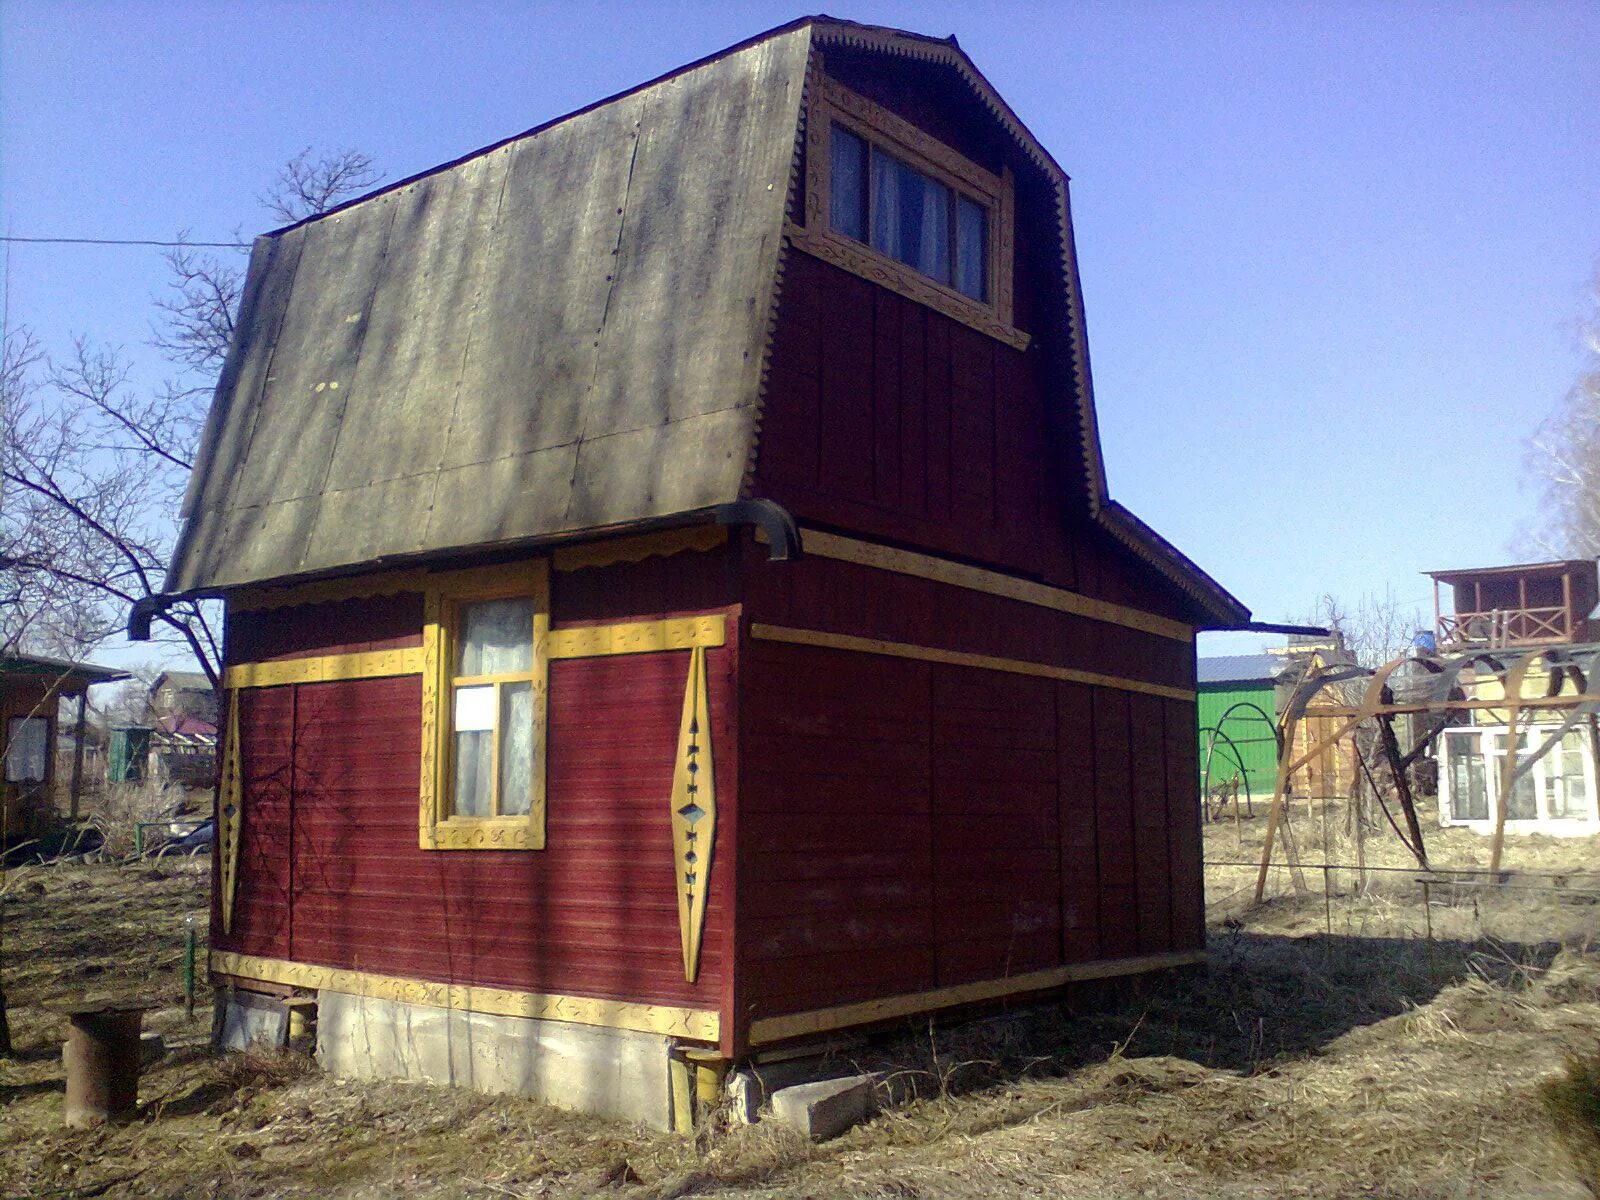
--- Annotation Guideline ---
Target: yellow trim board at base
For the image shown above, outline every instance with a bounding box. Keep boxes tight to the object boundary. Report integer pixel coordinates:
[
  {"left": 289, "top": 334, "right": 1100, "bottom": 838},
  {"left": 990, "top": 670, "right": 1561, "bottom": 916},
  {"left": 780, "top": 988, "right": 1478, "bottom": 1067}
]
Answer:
[
  {"left": 769, "top": 528, "right": 1194, "bottom": 644},
  {"left": 749, "top": 950, "right": 1205, "bottom": 1046},
  {"left": 210, "top": 951, "right": 720, "bottom": 1042},
  {"left": 223, "top": 647, "right": 426, "bottom": 689},
  {"left": 750, "top": 624, "right": 1195, "bottom": 702}
]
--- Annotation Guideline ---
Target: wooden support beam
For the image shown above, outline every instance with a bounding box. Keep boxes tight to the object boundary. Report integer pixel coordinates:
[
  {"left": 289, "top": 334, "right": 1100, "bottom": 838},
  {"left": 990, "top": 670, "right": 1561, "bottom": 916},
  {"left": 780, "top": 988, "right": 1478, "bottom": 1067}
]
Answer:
[
  {"left": 67, "top": 692, "right": 88, "bottom": 824},
  {"left": 1377, "top": 712, "right": 1427, "bottom": 869}
]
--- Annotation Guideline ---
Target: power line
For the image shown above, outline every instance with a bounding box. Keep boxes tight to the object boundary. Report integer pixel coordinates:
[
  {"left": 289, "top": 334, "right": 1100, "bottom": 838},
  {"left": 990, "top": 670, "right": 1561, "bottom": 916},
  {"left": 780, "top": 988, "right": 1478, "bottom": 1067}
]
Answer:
[{"left": 0, "top": 235, "right": 250, "bottom": 249}]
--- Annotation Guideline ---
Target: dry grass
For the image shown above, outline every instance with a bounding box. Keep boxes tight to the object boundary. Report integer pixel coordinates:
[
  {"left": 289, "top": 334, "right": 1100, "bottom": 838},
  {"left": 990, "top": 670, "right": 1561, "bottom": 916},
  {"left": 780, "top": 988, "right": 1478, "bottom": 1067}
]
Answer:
[
  {"left": 3, "top": 840, "right": 1599, "bottom": 1197},
  {"left": 1542, "top": 1050, "right": 1600, "bottom": 1197}
]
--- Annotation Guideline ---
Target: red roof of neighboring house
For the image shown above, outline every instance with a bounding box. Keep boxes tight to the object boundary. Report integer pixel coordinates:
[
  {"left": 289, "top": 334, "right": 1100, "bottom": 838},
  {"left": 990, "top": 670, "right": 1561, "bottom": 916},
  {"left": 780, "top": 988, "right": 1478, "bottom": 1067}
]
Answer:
[{"left": 156, "top": 713, "right": 217, "bottom": 739}]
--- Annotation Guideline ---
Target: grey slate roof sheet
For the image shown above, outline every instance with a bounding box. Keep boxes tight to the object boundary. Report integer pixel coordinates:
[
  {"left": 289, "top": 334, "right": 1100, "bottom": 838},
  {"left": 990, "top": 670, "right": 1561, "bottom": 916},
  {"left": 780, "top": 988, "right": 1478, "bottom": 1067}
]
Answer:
[
  {"left": 167, "top": 28, "right": 810, "bottom": 592},
  {"left": 1197, "top": 654, "right": 1284, "bottom": 685}
]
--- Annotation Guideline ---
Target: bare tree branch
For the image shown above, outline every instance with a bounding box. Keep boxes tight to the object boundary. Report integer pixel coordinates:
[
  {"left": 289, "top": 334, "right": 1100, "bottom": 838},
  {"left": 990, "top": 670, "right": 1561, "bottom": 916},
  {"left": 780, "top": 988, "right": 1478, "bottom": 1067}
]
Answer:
[
  {"left": 1525, "top": 263, "right": 1600, "bottom": 558},
  {"left": 261, "top": 147, "right": 382, "bottom": 225},
  {"left": 1, "top": 147, "right": 383, "bottom": 681}
]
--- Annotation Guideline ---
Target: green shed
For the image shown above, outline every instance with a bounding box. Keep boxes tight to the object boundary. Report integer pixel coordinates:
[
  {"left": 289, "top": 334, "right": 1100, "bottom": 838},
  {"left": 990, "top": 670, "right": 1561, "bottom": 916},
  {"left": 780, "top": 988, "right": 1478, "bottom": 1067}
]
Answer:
[
  {"left": 1197, "top": 655, "right": 1282, "bottom": 800},
  {"left": 107, "top": 725, "right": 152, "bottom": 785}
]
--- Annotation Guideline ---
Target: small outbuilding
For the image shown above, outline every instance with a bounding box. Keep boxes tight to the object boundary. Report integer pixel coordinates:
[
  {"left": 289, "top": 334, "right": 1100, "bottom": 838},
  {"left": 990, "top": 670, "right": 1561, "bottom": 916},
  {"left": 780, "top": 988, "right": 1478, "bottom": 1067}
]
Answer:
[
  {"left": 140, "top": 17, "right": 1252, "bottom": 1127},
  {"left": 2, "top": 652, "right": 128, "bottom": 838},
  {"left": 1197, "top": 655, "right": 1282, "bottom": 799}
]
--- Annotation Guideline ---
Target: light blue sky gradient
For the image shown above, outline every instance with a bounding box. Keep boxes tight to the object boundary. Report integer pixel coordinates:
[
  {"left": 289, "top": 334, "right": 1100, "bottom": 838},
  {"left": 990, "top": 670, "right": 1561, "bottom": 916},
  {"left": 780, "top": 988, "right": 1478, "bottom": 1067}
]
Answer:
[{"left": 4, "top": 1, "right": 1597, "bottom": 668}]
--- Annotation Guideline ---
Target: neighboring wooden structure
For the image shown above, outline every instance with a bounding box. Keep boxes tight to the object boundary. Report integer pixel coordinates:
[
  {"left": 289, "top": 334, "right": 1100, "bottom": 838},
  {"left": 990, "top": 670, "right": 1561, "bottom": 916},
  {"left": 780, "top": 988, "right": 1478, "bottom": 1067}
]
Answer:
[
  {"left": 1, "top": 653, "right": 127, "bottom": 838},
  {"left": 144, "top": 18, "right": 1249, "bottom": 1126},
  {"left": 1431, "top": 559, "right": 1600, "bottom": 836},
  {"left": 1429, "top": 560, "right": 1598, "bottom": 650}
]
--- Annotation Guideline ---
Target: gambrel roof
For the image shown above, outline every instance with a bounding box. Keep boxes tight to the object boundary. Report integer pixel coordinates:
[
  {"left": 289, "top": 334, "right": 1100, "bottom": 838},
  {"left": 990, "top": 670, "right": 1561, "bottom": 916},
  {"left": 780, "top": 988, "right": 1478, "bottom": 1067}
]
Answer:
[{"left": 166, "top": 16, "right": 1246, "bottom": 625}]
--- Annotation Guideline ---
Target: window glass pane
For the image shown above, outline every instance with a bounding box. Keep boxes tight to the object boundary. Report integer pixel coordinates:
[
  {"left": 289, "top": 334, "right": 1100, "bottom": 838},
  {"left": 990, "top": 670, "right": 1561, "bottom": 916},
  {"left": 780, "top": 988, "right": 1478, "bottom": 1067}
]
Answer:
[
  {"left": 458, "top": 598, "right": 532, "bottom": 676},
  {"left": 498, "top": 681, "right": 534, "bottom": 816},
  {"left": 830, "top": 124, "right": 866, "bottom": 242},
  {"left": 956, "top": 196, "right": 988, "bottom": 301},
  {"left": 1507, "top": 770, "right": 1538, "bottom": 819},
  {"left": 452, "top": 685, "right": 494, "bottom": 817},
  {"left": 5, "top": 716, "right": 48, "bottom": 783},
  {"left": 1447, "top": 732, "right": 1487, "bottom": 820},
  {"left": 871, "top": 148, "right": 951, "bottom": 285},
  {"left": 1549, "top": 731, "right": 1590, "bottom": 819}
]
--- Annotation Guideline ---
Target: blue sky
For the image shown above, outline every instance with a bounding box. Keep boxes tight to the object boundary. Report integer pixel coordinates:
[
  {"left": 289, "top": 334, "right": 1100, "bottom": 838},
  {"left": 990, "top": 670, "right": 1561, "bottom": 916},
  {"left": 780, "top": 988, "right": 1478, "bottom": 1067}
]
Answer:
[{"left": 3, "top": 1, "right": 1597, "bottom": 667}]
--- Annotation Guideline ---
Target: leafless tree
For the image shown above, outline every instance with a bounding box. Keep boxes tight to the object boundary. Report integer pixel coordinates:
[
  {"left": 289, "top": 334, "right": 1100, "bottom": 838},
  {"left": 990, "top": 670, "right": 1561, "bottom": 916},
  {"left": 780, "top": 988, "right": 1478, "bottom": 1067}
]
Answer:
[
  {"left": 0, "top": 150, "right": 383, "bottom": 685},
  {"left": 0, "top": 150, "right": 381, "bottom": 1057},
  {"left": 1306, "top": 589, "right": 1427, "bottom": 671},
  {"left": 259, "top": 147, "right": 381, "bottom": 225},
  {"left": 1526, "top": 263, "right": 1600, "bottom": 558},
  {"left": 1, "top": 328, "right": 107, "bottom": 658}
]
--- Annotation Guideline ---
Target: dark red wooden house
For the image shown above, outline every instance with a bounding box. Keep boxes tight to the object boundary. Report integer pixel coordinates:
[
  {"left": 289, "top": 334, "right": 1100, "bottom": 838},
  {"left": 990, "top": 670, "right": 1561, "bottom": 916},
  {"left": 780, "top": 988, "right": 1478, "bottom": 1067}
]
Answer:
[{"left": 142, "top": 17, "right": 1250, "bottom": 1128}]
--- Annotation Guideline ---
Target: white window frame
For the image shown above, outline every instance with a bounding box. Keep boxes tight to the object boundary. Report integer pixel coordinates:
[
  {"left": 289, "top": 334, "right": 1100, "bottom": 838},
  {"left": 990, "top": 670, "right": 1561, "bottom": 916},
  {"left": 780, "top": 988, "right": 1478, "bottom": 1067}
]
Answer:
[{"left": 1438, "top": 723, "right": 1599, "bottom": 835}]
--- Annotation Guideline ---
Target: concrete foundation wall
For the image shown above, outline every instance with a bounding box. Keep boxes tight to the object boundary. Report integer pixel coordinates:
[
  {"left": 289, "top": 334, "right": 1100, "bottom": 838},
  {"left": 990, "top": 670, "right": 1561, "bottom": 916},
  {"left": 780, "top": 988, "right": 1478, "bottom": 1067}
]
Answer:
[{"left": 314, "top": 990, "right": 674, "bottom": 1129}]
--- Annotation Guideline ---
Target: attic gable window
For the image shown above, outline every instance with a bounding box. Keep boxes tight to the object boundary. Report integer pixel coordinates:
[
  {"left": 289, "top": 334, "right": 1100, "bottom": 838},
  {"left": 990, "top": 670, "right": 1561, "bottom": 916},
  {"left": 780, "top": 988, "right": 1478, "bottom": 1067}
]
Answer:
[
  {"left": 791, "top": 69, "right": 1024, "bottom": 350},
  {"left": 829, "top": 124, "right": 988, "bottom": 303}
]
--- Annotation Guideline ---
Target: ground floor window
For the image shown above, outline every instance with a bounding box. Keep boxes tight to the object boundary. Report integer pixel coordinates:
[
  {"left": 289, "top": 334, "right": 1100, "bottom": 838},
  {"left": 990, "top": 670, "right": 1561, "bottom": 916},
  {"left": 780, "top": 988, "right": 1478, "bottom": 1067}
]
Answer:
[{"left": 419, "top": 560, "right": 550, "bottom": 850}]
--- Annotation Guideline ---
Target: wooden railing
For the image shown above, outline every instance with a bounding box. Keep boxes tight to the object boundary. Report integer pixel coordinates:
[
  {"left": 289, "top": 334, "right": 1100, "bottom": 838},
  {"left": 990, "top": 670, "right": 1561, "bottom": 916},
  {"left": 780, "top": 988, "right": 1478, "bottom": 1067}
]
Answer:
[{"left": 1437, "top": 606, "right": 1571, "bottom": 648}]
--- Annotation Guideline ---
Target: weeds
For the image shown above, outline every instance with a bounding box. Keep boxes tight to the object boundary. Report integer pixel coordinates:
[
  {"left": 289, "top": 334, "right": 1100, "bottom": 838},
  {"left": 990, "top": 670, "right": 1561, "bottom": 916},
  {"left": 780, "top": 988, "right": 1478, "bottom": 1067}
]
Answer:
[{"left": 1541, "top": 1050, "right": 1600, "bottom": 1196}]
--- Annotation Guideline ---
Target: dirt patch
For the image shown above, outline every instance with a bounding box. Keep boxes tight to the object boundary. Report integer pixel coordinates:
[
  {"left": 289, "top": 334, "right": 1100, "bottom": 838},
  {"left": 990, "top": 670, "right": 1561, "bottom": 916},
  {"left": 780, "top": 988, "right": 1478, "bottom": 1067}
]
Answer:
[{"left": 2, "top": 853, "right": 1596, "bottom": 1197}]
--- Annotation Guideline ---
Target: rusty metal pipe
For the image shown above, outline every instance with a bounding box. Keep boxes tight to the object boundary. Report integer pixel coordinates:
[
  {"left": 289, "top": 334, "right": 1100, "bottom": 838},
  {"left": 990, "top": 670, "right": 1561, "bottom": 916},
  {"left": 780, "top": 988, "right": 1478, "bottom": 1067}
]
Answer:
[{"left": 62, "top": 1002, "right": 148, "bottom": 1126}]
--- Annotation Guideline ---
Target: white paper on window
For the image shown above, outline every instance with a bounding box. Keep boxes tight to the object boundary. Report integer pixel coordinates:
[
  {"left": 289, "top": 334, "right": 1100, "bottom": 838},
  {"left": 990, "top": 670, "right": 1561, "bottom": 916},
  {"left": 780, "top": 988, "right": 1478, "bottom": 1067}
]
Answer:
[
  {"left": 1446, "top": 732, "right": 1487, "bottom": 821},
  {"left": 1549, "top": 731, "right": 1590, "bottom": 819},
  {"left": 453, "top": 684, "right": 496, "bottom": 731}
]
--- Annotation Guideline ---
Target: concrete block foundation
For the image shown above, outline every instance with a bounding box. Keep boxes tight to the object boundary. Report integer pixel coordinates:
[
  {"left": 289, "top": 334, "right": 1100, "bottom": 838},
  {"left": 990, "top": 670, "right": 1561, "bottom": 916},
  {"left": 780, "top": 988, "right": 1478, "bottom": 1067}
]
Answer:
[
  {"left": 769, "top": 1074, "right": 877, "bottom": 1141},
  {"left": 313, "top": 990, "right": 675, "bottom": 1129}
]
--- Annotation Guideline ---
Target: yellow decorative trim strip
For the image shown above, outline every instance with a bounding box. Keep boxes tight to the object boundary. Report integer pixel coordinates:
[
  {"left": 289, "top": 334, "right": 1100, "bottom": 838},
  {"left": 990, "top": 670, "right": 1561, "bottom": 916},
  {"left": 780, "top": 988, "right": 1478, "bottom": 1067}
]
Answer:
[
  {"left": 217, "top": 696, "right": 243, "bottom": 935},
  {"left": 210, "top": 951, "right": 719, "bottom": 1042},
  {"left": 223, "top": 647, "right": 426, "bottom": 689},
  {"left": 549, "top": 616, "right": 727, "bottom": 660},
  {"left": 230, "top": 570, "right": 431, "bottom": 613},
  {"left": 786, "top": 223, "right": 1029, "bottom": 352},
  {"left": 552, "top": 526, "right": 728, "bottom": 573},
  {"left": 671, "top": 646, "right": 715, "bottom": 983},
  {"left": 423, "top": 816, "right": 544, "bottom": 851},
  {"left": 749, "top": 950, "right": 1205, "bottom": 1045},
  {"left": 791, "top": 529, "right": 1193, "bottom": 644},
  {"left": 750, "top": 624, "right": 1194, "bottom": 702}
]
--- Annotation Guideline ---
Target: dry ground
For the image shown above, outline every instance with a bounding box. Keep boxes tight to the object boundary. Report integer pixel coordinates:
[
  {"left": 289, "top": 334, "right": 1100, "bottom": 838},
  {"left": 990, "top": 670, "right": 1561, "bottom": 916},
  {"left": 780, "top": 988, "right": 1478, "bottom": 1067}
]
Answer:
[{"left": 2, "top": 812, "right": 1599, "bottom": 1199}]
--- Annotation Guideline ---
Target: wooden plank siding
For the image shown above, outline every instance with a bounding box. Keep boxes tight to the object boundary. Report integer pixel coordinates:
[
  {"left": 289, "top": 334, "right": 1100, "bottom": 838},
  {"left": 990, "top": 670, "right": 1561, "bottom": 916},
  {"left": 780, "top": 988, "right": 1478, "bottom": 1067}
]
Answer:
[
  {"left": 216, "top": 556, "right": 740, "bottom": 1018},
  {"left": 754, "top": 251, "right": 1195, "bottom": 623},
  {"left": 737, "top": 543, "right": 1205, "bottom": 1032}
]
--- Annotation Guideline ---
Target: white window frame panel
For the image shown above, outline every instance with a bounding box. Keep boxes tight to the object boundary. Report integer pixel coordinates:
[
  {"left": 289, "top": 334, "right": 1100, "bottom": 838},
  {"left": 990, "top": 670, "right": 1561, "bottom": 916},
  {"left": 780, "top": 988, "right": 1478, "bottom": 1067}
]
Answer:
[{"left": 1437, "top": 722, "right": 1600, "bottom": 836}]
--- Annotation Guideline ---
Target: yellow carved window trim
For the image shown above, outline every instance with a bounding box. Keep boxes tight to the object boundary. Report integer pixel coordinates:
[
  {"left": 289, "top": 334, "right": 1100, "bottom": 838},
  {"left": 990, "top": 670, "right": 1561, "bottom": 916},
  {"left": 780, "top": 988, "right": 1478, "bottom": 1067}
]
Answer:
[
  {"left": 420, "top": 561, "right": 551, "bottom": 851},
  {"left": 790, "top": 61, "right": 1026, "bottom": 351}
]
